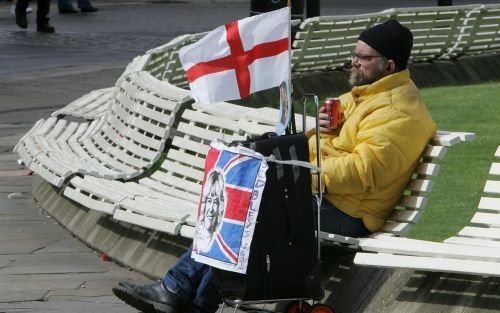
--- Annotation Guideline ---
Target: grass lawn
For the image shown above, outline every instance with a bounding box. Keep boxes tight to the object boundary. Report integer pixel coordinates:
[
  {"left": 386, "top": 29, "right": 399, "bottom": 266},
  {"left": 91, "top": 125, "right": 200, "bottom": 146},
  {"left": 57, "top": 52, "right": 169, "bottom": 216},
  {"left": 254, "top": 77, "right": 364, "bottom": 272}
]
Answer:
[{"left": 407, "top": 81, "right": 500, "bottom": 241}]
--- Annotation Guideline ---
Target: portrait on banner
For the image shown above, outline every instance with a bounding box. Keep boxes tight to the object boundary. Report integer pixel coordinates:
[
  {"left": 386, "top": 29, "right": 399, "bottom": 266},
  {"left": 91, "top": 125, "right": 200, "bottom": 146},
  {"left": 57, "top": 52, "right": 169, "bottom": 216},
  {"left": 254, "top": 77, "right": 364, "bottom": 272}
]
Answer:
[{"left": 196, "top": 170, "right": 227, "bottom": 253}]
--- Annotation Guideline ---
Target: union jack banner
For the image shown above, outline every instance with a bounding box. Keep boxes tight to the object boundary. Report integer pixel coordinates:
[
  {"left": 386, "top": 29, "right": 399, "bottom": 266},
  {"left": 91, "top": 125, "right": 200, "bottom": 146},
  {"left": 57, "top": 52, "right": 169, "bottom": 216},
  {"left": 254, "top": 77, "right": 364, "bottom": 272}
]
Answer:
[{"left": 192, "top": 140, "right": 268, "bottom": 273}]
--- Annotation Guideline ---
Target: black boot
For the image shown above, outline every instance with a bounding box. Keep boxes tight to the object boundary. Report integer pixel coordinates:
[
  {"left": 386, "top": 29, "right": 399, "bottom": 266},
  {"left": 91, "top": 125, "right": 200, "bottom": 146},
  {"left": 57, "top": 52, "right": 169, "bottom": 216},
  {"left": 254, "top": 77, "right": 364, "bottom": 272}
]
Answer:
[
  {"left": 37, "top": 20, "right": 55, "bottom": 33},
  {"left": 15, "top": 6, "right": 28, "bottom": 29},
  {"left": 80, "top": 6, "right": 98, "bottom": 13},
  {"left": 113, "top": 281, "right": 187, "bottom": 313},
  {"left": 59, "top": 8, "right": 79, "bottom": 14}
]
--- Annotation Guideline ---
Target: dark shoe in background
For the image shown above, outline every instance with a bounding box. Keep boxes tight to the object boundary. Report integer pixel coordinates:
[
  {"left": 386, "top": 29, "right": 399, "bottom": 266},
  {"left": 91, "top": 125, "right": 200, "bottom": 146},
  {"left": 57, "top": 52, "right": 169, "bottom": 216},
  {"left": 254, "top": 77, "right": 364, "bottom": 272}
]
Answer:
[
  {"left": 37, "top": 22, "right": 55, "bottom": 33},
  {"left": 15, "top": 7, "right": 28, "bottom": 29},
  {"left": 113, "top": 281, "right": 186, "bottom": 313},
  {"left": 80, "top": 6, "right": 98, "bottom": 13},
  {"left": 59, "top": 8, "right": 80, "bottom": 14}
]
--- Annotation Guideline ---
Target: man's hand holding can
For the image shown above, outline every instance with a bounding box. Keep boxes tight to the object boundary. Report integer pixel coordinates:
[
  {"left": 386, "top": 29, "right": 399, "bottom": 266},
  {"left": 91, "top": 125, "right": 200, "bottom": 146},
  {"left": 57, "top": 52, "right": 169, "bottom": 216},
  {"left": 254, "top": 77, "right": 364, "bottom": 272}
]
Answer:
[{"left": 319, "top": 98, "right": 341, "bottom": 133}]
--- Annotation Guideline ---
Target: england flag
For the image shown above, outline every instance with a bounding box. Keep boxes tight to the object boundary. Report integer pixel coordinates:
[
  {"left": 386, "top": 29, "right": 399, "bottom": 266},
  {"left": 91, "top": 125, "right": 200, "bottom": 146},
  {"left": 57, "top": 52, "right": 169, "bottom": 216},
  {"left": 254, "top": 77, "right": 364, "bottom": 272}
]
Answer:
[{"left": 179, "top": 7, "right": 291, "bottom": 104}]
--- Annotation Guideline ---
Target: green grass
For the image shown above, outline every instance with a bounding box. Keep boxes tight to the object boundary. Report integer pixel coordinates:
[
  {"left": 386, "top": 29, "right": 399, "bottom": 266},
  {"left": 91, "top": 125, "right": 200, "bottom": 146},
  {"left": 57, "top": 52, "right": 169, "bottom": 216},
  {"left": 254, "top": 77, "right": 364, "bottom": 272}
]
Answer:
[{"left": 407, "top": 81, "right": 500, "bottom": 241}]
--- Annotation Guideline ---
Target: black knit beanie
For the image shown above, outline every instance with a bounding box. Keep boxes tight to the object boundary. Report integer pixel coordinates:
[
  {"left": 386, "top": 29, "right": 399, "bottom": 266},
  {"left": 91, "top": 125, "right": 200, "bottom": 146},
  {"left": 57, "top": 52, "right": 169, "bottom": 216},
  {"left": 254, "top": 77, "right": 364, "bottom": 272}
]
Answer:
[{"left": 358, "top": 19, "right": 413, "bottom": 70}]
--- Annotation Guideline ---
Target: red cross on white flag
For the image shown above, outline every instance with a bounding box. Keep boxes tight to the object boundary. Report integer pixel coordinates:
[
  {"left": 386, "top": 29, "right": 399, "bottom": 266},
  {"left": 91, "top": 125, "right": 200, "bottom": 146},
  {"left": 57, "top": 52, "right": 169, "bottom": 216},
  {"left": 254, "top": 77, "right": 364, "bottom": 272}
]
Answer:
[{"left": 179, "top": 7, "right": 291, "bottom": 104}]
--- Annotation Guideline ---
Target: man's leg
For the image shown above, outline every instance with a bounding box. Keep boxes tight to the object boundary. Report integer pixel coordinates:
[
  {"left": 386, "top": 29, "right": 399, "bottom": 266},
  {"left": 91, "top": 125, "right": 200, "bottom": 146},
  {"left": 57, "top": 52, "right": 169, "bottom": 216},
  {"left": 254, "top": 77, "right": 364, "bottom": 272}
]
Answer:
[
  {"left": 57, "top": 0, "right": 73, "bottom": 10},
  {"left": 319, "top": 199, "right": 372, "bottom": 237},
  {"left": 114, "top": 245, "right": 221, "bottom": 313},
  {"left": 78, "top": 0, "right": 98, "bottom": 13},
  {"left": 14, "top": 0, "right": 29, "bottom": 28},
  {"left": 163, "top": 246, "right": 222, "bottom": 313},
  {"left": 36, "top": 0, "right": 55, "bottom": 33}
]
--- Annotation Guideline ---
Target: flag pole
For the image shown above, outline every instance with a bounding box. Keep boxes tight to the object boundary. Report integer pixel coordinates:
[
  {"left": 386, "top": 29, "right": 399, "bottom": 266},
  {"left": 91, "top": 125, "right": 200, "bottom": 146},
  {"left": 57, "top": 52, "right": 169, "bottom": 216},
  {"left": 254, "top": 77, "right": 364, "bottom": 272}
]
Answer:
[
  {"left": 287, "top": 0, "right": 293, "bottom": 130},
  {"left": 287, "top": 0, "right": 292, "bottom": 82}
]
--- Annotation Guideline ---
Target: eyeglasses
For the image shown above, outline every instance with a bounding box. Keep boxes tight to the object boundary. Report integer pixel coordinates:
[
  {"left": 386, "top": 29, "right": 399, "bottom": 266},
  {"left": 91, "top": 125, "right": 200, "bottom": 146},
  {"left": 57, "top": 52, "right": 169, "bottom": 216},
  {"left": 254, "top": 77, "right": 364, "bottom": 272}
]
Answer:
[{"left": 350, "top": 52, "right": 385, "bottom": 64}]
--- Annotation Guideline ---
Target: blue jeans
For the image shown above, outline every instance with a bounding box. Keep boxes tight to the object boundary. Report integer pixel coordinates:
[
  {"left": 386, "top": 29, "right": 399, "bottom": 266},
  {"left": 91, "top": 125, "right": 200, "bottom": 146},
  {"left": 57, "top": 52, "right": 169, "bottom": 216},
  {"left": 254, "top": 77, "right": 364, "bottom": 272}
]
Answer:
[
  {"left": 58, "top": 0, "right": 92, "bottom": 10},
  {"left": 163, "top": 200, "right": 371, "bottom": 312}
]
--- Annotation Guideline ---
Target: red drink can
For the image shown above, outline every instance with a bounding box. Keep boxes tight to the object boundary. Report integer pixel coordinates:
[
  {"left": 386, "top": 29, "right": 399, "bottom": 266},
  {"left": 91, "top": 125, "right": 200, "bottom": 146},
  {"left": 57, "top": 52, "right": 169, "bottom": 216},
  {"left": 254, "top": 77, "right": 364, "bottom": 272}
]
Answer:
[{"left": 324, "top": 98, "right": 341, "bottom": 129}]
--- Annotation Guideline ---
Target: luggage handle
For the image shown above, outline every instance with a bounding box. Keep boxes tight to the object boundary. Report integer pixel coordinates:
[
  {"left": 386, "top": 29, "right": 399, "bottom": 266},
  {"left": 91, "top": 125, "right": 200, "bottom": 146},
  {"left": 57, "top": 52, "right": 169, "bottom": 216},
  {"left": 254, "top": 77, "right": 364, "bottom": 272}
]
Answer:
[{"left": 301, "top": 94, "right": 322, "bottom": 259}]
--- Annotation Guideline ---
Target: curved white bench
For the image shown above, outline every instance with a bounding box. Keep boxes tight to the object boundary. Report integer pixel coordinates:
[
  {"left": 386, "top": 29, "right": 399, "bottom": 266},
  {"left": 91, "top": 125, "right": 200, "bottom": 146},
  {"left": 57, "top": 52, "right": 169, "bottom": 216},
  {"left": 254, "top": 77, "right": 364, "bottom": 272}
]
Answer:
[{"left": 15, "top": 71, "right": 190, "bottom": 187}]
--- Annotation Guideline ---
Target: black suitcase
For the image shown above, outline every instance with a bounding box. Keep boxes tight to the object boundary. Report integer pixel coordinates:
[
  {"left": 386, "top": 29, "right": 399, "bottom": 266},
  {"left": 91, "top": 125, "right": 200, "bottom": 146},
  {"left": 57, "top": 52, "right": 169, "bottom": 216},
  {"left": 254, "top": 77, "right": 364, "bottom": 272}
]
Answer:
[{"left": 214, "top": 133, "right": 322, "bottom": 301}]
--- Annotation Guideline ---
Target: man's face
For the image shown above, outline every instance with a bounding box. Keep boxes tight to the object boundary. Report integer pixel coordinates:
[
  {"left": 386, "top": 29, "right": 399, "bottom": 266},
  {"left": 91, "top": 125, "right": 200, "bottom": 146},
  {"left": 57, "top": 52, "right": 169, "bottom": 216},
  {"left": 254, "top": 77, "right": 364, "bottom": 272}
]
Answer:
[{"left": 349, "top": 40, "right": 388, "bottom": 87}]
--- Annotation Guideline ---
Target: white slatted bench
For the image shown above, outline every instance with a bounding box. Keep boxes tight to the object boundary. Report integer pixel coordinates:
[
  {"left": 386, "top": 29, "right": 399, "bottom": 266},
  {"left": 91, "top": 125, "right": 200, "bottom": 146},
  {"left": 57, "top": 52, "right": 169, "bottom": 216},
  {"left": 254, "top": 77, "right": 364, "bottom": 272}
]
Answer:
[
  {"left": 50, "top": 87, "right": 115, "bottom": 120},
  {"left": 193, "top": 102, "right": 315, "bottom": 135},
  {"left": 15, "top": 71, "right": 190, "bottom": 187},
  {"left": 457, "top": 4, "right": 500, "bottom": 57},
  {"left": 63, "top": 106, "right": 249, "bottom": 238},
  {"left": 352, "top": 142, "right": 500, "bottom": 278},
  {"left": 290, "top": 4, "right": 500, "bottom": 73},
  {"left": 320, "top": 131, "right": 475, "bottom": 247},
  {"left": 383, "top": 5, "right": 479, "bottom": 62},
  {"left": 291, "top": 12, "right": 384, "bottom": 73},
  {"left": 145, "top": 33, "right": 205, "bottom": 89}
]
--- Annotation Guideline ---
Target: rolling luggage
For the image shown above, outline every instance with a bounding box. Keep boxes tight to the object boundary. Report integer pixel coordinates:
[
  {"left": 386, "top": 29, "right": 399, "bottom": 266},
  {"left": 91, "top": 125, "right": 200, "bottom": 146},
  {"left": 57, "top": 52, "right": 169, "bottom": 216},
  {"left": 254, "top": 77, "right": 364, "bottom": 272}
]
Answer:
[{"left": 213, "top": 132, "right": 322, "bottom": 301}]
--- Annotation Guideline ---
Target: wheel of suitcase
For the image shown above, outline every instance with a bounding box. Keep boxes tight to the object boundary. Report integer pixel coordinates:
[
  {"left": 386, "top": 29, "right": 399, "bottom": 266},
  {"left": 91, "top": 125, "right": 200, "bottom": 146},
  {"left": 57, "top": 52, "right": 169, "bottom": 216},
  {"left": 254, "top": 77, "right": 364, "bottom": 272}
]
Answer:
[
  {"left": 309, "top": 303, "right": 335, "bottom": 313},
  {"left": 285, "top": 300, "right": 312, "bottom": 313}
]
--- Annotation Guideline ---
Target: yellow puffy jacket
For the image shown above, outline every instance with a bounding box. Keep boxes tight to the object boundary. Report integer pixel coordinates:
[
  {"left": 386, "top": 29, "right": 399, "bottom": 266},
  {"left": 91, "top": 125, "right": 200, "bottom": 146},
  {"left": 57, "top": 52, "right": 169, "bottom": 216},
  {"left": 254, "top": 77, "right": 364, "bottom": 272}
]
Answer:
[{"left": 309, "top": 70, "right": 437, "bottom": 232}]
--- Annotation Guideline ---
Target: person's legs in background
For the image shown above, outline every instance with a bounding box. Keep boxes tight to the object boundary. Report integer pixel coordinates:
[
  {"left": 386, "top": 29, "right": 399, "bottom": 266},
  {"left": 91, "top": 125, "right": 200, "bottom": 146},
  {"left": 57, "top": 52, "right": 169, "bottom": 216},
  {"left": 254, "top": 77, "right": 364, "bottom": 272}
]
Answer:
[
  {"left": 10, "top": 0, "right": 32, "bottom": 15},
  {"left": 77, "top": 0, "right": 98, "bottom": 13},
  {"left": 36, "top": 0, "right": 55, "bottom": 33},
  {"left": 14, "top": 0, "right": 28, "bottom": 29},
  {"left": 58, "top": 0, "right": 98, "bottom": 14},
  {"left": 58, "top": 0, "right": 79, "bottom": 14},
  {"left": 15, "top": 0, "right": 54, "bottom": 32}
]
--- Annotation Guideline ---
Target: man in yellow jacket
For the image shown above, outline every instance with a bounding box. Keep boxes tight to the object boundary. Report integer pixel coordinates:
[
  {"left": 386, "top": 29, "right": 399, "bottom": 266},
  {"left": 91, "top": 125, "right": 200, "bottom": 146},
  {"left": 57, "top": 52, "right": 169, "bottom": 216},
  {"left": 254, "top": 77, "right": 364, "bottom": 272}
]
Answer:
[
  {"left": 311, "top": 19, "right": 437, "bottom": 235},
  {"left": 113, "top": 19, "right": 437, "bottom": 313}
]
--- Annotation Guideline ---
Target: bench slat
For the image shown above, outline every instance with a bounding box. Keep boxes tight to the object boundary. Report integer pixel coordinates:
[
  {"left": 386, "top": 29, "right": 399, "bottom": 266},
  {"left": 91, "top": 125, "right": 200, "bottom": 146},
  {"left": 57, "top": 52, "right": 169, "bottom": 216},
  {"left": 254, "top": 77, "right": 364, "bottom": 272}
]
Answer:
[
  {"left": 471, "top": 212, "right": 500, "bottom": 227},
  {"left": 359, "top": 237, "right": 500, "bottom": 261},
  {"left": 458, "top": 226, "right": 500, "bottom": 240},
  {"left": 443, "top": 236, "right": 500, "bottom": 248},
  {"left": 415, "top": 162, "right": 440, "bottom": 176},
  {"left": 63, "top": 186, "right": 116, "bottom": 215},
  {"left": 484, "top": 180, "right": 500, "bottom": 194},
  {"left": 113, "top": 209, "right": 181, "bottom": 235},
  {"left": 354, "top": 253, "right": 500, "bottom": 276},
  {"left": 478, "top": 196, "right": 500, "bottom": 211},
  {"left": 119, "top": 197, "right": 194, "bottom": 223},
  {"left": 490, "top": 163, "right": 500, "bottom": 176}
]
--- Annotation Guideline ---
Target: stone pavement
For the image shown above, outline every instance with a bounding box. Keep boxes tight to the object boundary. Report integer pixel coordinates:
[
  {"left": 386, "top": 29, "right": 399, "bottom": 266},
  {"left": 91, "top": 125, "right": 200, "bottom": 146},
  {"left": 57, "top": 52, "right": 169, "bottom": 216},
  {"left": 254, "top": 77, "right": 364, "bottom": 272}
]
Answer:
[{"left": 1, "top": 0, "right": 499, "bottom": 312}]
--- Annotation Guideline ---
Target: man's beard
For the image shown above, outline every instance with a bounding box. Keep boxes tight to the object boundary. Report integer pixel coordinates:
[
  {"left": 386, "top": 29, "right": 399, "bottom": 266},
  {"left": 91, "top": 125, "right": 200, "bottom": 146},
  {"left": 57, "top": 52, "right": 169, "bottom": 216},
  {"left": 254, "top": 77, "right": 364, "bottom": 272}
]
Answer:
[{"left": 349, "top": 65, "right": 387, "bottom": 87}]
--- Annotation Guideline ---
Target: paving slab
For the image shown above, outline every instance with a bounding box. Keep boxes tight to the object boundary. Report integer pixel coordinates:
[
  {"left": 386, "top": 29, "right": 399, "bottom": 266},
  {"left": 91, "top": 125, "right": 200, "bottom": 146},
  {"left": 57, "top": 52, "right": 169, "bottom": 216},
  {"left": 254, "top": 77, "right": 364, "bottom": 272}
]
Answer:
[
  {"left": 0, "top": 290, "right": 48, "bottom": 303},
  {"left": 0, "top": 252, "right": 109, "bottom": 275},
  {"left": 0, "top": 273, "right": 83, "bottom": 292}
]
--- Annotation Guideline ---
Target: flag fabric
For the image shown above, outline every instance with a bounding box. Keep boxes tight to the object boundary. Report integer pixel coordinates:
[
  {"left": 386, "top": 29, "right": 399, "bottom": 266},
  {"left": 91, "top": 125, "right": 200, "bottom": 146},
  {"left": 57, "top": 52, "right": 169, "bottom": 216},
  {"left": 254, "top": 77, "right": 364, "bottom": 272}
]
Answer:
[
  {"left": 192, "top": 140, "right": 268, "bottom": 273},
  {"left": 179, "top": 7, "right": 291, "bottom": 104}
]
